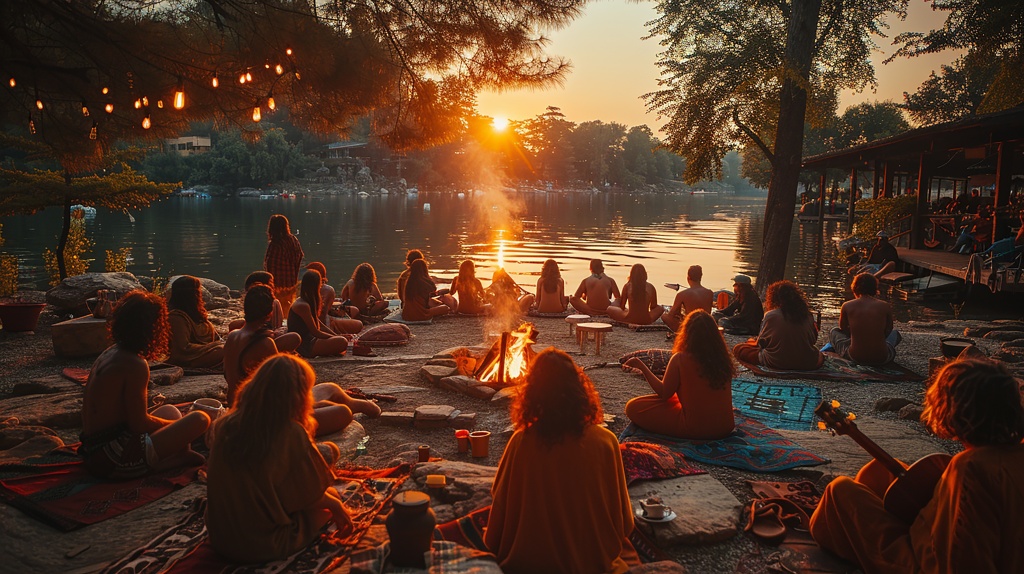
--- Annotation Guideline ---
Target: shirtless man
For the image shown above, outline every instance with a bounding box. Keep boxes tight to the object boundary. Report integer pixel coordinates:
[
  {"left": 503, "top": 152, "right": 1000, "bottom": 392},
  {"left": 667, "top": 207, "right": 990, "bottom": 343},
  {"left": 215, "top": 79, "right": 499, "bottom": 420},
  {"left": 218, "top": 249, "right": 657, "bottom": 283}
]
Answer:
[
  {"left": 663, "top": 265, "right": 714, "bottom": 332},
  {"left": 79, "top": 291, "right": 209, "bottom": 479},
  {"left": 569, "top": 259, "right": 620, "bottom": 315},
  {"left": 225, "top": 284, "right": 381, "bottom": 434},
  {"left": 828, "top": 273, "right": 901, "bottom": 365}
]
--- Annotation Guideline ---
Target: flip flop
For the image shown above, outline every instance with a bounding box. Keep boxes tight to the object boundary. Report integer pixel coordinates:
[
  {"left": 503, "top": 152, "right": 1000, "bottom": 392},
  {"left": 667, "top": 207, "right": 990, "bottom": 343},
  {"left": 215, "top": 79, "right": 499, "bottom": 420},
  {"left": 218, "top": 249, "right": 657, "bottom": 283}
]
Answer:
[{"left": 745, "top": 500, "right": 787, "bottom": 543}]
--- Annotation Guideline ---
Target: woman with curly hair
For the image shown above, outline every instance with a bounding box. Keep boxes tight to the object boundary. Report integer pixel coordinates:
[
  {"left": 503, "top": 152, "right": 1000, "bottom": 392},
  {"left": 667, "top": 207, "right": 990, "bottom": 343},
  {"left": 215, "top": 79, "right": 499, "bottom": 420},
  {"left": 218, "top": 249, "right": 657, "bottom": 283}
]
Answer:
[
  {"left": 732, "top": 280, "right": 823, "bottom": 370},
  {"left": 624, "top": 310, "right": 735, "bottom": 439},
  {"left": 206, "top": 354, "right": 353, "bottom": 563},
  {"left": 340, "top": 262, "right": 389, "bottom": 319},
  {"left": 166, "top": 275, "right": 225, "bottom": 368},
  {"left": 450, "top": 259, "right": 489, "bottom": 315},
  {"left": 533, "top": 258, "right": 569, "bottom": 313},
  {"left": 486, "top": 348, "right": 635, "bottom": 573},
  {"left": 810, "top": 358, "right": 1024, "bottom": 573},
  {"left": 607, "top": 263, "right": 664, "bottom": 325},
  {"left": 80, "top": 291, "right": 210, "bottom": 478}
]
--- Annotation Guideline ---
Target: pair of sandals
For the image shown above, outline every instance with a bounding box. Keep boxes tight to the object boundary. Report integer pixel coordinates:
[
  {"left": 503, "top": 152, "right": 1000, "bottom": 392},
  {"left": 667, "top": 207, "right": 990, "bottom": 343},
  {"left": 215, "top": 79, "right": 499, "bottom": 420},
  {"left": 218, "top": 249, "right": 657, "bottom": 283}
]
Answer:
[{"left": 744, "top": 498, "right": 811, "bottom": 543}]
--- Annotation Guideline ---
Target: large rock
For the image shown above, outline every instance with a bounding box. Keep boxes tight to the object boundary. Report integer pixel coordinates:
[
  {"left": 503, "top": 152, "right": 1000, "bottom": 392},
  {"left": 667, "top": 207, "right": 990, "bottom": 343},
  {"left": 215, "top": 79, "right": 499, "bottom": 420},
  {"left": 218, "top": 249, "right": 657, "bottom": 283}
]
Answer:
[
  {"left": 0, "top": 391, "right": 83, "bottom": 429},
  {"left": 319, "top": 421, "right": 367, "bottom": 458},
  {"left": 12, "top": 375, "right": 81, "bottom": 396},
  {"left": 167, "top": 275, "right": 231, "bottom": 300},
  {"left": 51, "top": 315, "right": 112, "bottom": 358},
  {"left": 630, "top": 475, "right": 742, "bottom": 546},
  {"left": 46, "top": 272, "right": 144, "bottom": 311},
  {"left": 406, "top": 461, "right": 498, "bottom": 523},
  {"left": 0, "top": 425, "right": 59, "bottom": 450},
  {"left": 421, "top": 365, "right": 458, "bottom": 385}
]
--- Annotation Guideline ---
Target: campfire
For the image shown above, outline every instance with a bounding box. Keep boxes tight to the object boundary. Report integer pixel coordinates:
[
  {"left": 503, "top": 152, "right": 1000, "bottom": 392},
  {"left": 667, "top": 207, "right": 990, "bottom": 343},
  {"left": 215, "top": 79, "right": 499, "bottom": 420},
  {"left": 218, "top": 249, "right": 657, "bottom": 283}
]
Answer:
[{"left": 475, "top": 322, "right": 538, "bottom": 385}]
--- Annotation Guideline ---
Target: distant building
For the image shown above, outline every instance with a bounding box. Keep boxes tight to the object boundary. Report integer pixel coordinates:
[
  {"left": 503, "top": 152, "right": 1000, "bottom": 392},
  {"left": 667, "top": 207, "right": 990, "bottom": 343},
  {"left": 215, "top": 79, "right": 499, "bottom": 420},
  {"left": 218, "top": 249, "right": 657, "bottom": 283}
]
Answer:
[
  {"left": 165, "top": 136, "right": 212, "bottom": 156},
  {"left": 322, "top": 141, "right": 368, "bottom": 160}
]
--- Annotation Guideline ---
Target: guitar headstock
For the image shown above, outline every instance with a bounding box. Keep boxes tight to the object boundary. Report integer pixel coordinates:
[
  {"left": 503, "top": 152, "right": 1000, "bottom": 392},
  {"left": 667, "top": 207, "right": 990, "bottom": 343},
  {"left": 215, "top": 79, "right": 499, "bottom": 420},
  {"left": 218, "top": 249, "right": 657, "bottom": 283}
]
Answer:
[{"left": 815, "top": 399, "right": 857, "bottom": 436}]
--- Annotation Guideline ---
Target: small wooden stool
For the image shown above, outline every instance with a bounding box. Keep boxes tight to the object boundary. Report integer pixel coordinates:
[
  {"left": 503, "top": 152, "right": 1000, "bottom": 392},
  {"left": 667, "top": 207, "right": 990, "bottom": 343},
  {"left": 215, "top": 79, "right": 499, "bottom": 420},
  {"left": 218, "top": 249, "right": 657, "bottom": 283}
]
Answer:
[
  {"left": 565, "top": 314, "right": 590, "bottom": 339},
  {"left": 576, "top": 322, "right": 613, "bottom": 355}
]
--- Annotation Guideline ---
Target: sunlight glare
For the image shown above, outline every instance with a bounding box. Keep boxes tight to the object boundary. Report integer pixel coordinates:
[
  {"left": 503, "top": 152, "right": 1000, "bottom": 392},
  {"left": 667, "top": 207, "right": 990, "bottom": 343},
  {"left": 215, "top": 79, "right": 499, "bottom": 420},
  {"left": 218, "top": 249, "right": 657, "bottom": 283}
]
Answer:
[
  {"left": 496, "top": 231, "right": 506, "bottom": 269},
  {"left": 492, "top": 116, "right": 509, "bottom": 132}
]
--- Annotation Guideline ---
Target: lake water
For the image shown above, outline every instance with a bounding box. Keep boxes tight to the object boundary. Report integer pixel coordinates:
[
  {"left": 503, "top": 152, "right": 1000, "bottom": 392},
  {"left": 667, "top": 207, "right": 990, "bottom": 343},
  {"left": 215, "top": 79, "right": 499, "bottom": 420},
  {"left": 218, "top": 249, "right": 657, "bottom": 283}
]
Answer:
[{"left": 1, "top": 190, "right": 865, "bottom": 317}]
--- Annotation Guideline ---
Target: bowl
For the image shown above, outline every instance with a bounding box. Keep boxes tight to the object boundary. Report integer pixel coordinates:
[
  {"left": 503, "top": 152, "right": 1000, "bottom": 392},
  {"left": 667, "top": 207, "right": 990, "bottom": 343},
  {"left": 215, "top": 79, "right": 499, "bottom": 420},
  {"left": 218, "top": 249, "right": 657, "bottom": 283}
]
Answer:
[{"left": 940, "top": 337, "right": 976, "bottom": 359}]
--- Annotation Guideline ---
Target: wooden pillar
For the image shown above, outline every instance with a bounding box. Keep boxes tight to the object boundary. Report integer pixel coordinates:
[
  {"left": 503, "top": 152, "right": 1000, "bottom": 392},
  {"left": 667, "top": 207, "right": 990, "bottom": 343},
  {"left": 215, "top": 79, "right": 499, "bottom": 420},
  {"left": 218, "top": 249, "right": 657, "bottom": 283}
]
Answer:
[
  {"left": 848, "top": 168, "right": 858, "bottom": 228},
  {"left": 818, "top": 172, "right": 827, "bottom": 227},
  {"left": 993, "top": 141, "right": 1013, "bottom": 240},
  {"left": 830, "top": 180, "right": 839, "bottom": 214},
  {"left": 872, "top": 162, "right": 881, "bottom": 199},
  {"left": 882, "top": 162, "right": 895, "bottom": 198},
  {"left": 911, "top": 153, "right": 933, "bottom": 249}
]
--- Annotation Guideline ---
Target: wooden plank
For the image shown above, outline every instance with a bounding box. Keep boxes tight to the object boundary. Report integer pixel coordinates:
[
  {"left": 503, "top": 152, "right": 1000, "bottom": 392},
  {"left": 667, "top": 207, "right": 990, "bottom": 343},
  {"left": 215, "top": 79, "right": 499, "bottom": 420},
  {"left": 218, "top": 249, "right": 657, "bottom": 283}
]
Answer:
[{"left": 897, "top": 248, "right": 1000, "bottom": 286}]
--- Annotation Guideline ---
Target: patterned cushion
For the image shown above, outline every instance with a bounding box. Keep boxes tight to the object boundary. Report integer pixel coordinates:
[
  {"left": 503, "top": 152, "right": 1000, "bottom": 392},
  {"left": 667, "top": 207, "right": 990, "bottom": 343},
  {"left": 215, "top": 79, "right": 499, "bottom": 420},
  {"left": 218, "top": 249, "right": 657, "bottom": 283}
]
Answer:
[
  {"left": 619, "top": 348, "right": 673, "bottom": 377},
  {"left": 358, "top": 323, "right": 412, "bottom": 347}
]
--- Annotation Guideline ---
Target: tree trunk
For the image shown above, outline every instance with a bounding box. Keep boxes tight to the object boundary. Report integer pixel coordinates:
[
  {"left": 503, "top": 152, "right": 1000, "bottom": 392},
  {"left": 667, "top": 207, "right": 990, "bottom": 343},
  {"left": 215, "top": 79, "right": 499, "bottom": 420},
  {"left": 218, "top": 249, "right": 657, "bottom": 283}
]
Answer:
[
  {"left": 756, "top": 0, "right": 823, "bottom": 292},
  {"left": 56, "top": 173, "right": 72, "bottom": 280}
]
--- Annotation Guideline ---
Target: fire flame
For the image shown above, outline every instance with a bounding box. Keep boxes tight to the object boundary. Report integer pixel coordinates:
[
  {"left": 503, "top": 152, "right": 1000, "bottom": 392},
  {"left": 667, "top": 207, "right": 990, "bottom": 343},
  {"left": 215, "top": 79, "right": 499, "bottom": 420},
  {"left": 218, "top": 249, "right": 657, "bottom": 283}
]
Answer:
[{"left": 479, "top": 323, "right": 536, "bottom": 384}]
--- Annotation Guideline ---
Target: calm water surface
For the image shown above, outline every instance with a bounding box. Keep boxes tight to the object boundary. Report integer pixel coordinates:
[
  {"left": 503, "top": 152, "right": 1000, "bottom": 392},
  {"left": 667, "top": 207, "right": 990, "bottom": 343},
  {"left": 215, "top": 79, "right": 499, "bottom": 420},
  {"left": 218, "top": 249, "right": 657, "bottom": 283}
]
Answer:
[{"left": 1, "top": 191, "right": 897, "bottom": 318}]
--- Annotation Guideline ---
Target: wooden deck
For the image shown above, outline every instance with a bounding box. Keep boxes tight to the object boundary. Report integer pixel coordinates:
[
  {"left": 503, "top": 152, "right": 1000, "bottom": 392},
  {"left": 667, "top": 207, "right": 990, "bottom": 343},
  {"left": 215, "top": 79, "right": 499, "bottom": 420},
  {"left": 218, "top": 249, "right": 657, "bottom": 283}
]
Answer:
[{"left": 896, "top": 248, "right": 1024, "bottom": 293}]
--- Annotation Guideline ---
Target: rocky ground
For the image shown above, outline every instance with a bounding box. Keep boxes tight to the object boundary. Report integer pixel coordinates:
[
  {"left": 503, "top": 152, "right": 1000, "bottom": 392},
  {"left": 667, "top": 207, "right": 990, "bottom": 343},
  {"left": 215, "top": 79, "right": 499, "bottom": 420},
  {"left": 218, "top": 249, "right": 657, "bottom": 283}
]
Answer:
[{"left": 2, "top": 287, "right": 1023, "bottom": 574}]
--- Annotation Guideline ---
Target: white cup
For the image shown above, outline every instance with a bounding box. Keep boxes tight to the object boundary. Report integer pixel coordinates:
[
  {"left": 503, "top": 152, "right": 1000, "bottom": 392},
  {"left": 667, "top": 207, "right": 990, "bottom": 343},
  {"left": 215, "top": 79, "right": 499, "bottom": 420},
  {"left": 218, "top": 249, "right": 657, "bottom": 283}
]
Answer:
[
  {"left": 192, "top": 398, "right": 225, "bottom": 420},
  {"left": 640, "top": 499, "right": 666, "bottom": 519}
]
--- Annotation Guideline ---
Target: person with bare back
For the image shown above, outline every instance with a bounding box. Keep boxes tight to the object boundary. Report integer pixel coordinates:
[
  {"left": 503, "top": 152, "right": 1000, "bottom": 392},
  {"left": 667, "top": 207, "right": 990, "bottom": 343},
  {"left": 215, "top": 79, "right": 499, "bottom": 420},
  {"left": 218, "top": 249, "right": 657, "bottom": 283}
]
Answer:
[
  {"left": 829, "top": 273, "right": 901, "bottom": 365},
  {"left": 606, "top": 263, "right": 664, "bottom": 325},
  {"left": 79, "top": 291, "right": 210, "bottom": 479},
  {"left": 569, "top": 259, "right": 620, "bottom": 316},
  {"left": 663, "top": 265, "right": 714, "bottom": 332}
]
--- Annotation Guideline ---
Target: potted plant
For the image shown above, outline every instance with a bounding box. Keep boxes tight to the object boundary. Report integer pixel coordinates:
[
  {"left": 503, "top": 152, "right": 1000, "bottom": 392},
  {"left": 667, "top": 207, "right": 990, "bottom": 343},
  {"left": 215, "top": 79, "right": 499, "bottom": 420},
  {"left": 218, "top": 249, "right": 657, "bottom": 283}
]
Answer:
[{"left": 0, "top": 227, "right": 46, "bottom": 333}]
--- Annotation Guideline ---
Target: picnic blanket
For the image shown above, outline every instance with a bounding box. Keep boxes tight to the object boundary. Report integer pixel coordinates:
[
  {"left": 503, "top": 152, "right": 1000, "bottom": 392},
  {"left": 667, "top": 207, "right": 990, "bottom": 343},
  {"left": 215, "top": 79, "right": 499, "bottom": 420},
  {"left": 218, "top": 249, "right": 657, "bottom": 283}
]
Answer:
[
  {"left": 732, "top": 380, "right": 822, "bottom": 431},
  {"left": 434, "top": 506, "right": 665, "bottom": 564},
  {"left": 348, "top": 541, "right": 502, "bottom": 573},
  {"left": 618, "top": 414, "right": 829, "bottom": 473},
  {"left": 0, "top": 444, "right": 198, "bottom": 532},
  {"left": 102, "top": 466, "right": 407, "bottom": 574},
  {"left": 738, "top": 353, "right": 922, "bottom": 383},
  {"left": 619, "top": 441, "right": 705, "bottom": 484},
  {"left": 383, "top": 308, "right": 432, "bottom": 325}
]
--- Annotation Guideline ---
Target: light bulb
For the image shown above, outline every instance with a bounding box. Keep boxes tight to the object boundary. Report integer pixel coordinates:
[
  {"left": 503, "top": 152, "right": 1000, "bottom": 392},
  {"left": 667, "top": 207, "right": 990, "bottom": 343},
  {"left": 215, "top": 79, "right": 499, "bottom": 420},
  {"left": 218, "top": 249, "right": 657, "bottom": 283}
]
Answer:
[
  {"left": 29, "top": 120, "right": 36, "bottom": 134},
  {"left": 294, "top": 71, "right": 301, "bottom": 80},
  {"left": 275, "top": 64, "right": 284, "bottom": 75},
  {"left": 264, "top": 60, "right": 271, "bottom": 69},
  {"left": 173, "top": 88, "right": 185, "bottom": 110},
  {"left": 102, "top": 87, "right": 109, "bottom": 95},
  {"left": 252, "top": 106, "right": 262, "bottom": 122},
  {"left": 105, "top": 103, "right": 114, "bottom": 113},
  {"left": 142, "top": 115, "right": 151, "bottom": 129},
  {"left": 286, "top": 47, "right": 293, "bottom": 56},
  {"left": 134, "top": 99, "right": 142, "bottom": 109},
  {"left": 89, "top": 122, "right": 97, "bottom": 140},
  {"left": 8, "top": 77, "right": 14, "bottom": 87},
  {"left": 245, "top": 71, "right": 252, "bottom": 82},
  {"left": 239, "top": 74, "right": 246, "bottom": 84},
  {"left": 35, "top": 99, "right": 43, "bottom": 110},
  {"left": 81, "top": 101, "right": 90, "bottom": 117},
  {"left": 157, "top": 100, "right": 164, "bottom": 108},
  {"left": 268, "top": 95, "right": 276, "bottom": 110},
  {"left": 142, "top": 96, "right": 149, "bottom": 107},
  {"left": 212, "top": 75, "right": 219, "bottom": 88}
]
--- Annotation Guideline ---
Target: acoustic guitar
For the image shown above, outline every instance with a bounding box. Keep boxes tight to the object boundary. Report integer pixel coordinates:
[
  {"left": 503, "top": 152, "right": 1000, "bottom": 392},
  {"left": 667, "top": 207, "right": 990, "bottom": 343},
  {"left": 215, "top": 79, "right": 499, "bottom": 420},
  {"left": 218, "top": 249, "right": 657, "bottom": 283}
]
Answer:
[{"left": 814, "top": 400, "right": 952, "bottom": 524}]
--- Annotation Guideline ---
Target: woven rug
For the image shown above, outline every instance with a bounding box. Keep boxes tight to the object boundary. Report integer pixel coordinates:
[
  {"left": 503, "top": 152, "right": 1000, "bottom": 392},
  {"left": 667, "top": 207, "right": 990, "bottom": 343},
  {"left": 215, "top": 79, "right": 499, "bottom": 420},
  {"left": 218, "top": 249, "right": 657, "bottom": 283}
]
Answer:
[
  {"left": 434, "top": 506, "right": 664, "bottom": 564},
  {"left": 102, "top": 466, "right": 407, "bottom": 574},
  {"left": 732, "top": 380, "right": 823, "bottom": 431},
  {"left": 0, "top": 445, "right": 198, "bottom": 532},
  {"left": 618, "top": 414, "right": 830, "bottom": 473},
  {"left": 620, "top": 441, "right": 705, "bottom": 484},
  {"left": 738, "top": 354, "right": 922, "bottom": 383}
]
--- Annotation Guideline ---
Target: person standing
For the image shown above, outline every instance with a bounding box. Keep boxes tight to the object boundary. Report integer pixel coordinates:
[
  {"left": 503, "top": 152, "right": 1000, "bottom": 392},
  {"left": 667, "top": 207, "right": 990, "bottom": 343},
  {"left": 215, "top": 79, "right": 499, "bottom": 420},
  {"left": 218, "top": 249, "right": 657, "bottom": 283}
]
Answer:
[
  {"left": 663, "top": 265, "right": 714, "bottom": 332},
  {"left": 263, "top": 214, "right": 304, "bottom": 310}
]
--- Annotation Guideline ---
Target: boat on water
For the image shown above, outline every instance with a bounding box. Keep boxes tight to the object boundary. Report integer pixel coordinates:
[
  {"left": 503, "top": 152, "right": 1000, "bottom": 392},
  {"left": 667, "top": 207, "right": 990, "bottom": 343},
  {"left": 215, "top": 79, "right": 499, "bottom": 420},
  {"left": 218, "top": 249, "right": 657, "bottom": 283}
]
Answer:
[{"left": 71, "top": 204, "right": 97, "bottom": 217}]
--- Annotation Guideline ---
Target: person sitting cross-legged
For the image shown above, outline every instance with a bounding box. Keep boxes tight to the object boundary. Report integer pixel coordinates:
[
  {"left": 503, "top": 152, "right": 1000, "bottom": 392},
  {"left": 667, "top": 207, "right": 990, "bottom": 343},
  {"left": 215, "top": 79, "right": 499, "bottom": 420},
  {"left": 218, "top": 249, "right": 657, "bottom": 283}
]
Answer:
[
  {"left": 79, "top": 291, "right": 209, "bottom": 479},
  {"left": 732, "top": 280, "right": 823, "bottom": 371},
  {"left": 606, "top": 263, "right": 664, "bottom": 325},
  {"left": 810, "top": 358, "right": 1024, "bottom": 573},
  {"left": 712, "top": 274, "right": 764, "bottom": 335},
  {"left": 569, "top": 258, "right": 620, "bottom": 316},
  {"left": 663, "top": 264, "right": 714, "bottom": 333},
  {"left": 829, "top": 273, "right": 901, "bottom": 366}
]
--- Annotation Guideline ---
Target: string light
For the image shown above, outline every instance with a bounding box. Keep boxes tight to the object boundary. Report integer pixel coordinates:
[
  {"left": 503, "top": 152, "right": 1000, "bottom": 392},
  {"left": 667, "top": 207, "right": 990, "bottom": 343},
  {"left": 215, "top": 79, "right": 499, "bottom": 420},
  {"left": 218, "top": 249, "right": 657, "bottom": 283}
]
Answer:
[
  {"left": 35, "top": 99, "right": 43, "bottom": 110},
  {"left": 105, "top": 103, "right": 114, "bottom": 113},
  {"left": 157, "top": 100, "right": 164, "bottom": 109},
  {"left": 264, "top": 60, "right": 271, "bottom": 69},
  {"left": 294, "top": 71, "right": 301, "bottom": 80},
  {"left": 252, "top": 106, "right": 262, "bottom": 122},
  {"left": 267, "top": 94, "right": 276, "bottom": 110},
  {"left": 239, "top": 73, "right": 246, "bottom": 84},
  {"left": 141, "top": 96, "right": 149, "bottom": 107},
  {"left": 8, "top": 77, "right": 14, "bottom": 87},
  {"left": 245, "top": 71, "right": 252, "bottom": 82},
  {"left": 134, "top": 99, "right": 142, "bottom": 109},
  {"left": 89, "top": 121, "right": 97, "bottom": 140},
  {"left": 28, "top": 112, "right": 36, "bottom": 134},
  {"left": 102, "top": 87, "right": 109, "bottom": 95},
  {"left": 275, "top": 64, "right": 284, "bottom": 75},
  {"left": 212, "top": 74, "right": 219, "bottom": 88},
  {"left": 81, "top": 100, "right": 90, "bottom": 117},
  {"left": 173, "top": 78, "right": 185, "bottom": 110},
  {"left": 142, "top": 114, "right": 151, "bottom": 129},
  {"left": 286, "top": 47, "right": 293, "bottom": 56}
]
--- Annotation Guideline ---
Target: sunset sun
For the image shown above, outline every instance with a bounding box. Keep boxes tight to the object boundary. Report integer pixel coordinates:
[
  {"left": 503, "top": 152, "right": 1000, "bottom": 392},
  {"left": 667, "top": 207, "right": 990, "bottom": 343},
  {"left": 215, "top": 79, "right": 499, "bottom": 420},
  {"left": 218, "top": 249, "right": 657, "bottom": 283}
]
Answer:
[{"left": 492, "top": 116, "right": 509, "bottom": 132}]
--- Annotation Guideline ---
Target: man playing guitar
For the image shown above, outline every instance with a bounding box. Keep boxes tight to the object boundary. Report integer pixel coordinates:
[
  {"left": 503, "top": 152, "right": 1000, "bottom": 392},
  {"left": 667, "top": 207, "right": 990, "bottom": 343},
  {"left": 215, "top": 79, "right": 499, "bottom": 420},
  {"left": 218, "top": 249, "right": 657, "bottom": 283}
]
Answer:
[{"left": 810, "top": 358, "right": 1024, "bottom": 573}]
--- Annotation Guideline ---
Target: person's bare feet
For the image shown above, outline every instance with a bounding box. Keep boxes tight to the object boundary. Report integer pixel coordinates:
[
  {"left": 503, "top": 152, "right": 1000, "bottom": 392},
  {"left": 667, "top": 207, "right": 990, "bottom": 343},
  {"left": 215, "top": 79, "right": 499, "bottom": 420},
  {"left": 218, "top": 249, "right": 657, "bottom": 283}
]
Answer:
[{"left": 357, "top": 399, "right": 382, "bottom": 418}]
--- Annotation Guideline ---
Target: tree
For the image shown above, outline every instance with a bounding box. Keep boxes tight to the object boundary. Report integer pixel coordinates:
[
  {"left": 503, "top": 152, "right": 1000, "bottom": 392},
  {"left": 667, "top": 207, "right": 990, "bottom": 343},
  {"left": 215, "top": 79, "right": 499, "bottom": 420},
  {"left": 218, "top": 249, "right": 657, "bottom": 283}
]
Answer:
[
  {"left": 891, "top": 0, "right": 1024, "bottom": 115},
  {"left": 900, "top": 57, "right": 1000, "bottom": 125},
  {"left": 645, "top": 0, "right": 907, "bottom": 288},
  {"left": 837, "top": 102, "right": 909, "bottom": 147}
]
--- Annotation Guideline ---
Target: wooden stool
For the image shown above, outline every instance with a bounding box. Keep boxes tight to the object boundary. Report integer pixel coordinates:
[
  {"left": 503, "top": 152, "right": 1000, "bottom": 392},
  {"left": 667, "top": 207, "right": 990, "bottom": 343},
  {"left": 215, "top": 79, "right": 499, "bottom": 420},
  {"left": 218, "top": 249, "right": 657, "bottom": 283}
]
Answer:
[
  {"left": 576, "top": 322, "right": 613, "bottom": 355},
  {"left": 565, "top": 314, "right": 590, "bottom": 339}
]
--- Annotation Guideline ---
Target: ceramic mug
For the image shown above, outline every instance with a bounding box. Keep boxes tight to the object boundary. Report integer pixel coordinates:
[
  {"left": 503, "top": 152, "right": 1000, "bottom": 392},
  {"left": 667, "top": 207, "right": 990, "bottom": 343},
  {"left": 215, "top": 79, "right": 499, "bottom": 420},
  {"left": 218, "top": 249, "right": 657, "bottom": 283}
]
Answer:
[
  {"left": 192, "top": 398, "right": 225, "bottom": 420},
  {"left": 455, "top": 429, "right": 470, "bottom": 453},
  {"left": 640, "top": 498, "right": 666, "bottom": 520},
  {"left": 469, "top": 431, "right": 490, "bottom": 458}
]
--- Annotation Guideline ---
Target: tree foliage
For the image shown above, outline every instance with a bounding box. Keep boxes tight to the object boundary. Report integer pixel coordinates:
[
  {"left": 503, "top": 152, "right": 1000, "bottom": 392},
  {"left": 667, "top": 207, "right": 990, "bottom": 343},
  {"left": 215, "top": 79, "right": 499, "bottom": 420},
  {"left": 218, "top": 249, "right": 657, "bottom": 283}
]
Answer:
[
  {"left": 891, "top": 0, "right": 1024, "bottom": 115},
  {"left": 644, "top": 0, "right": 905, "bottom": 184},
  {"left": 900, "top": 56, "right": 1000, "bottom": 125}
]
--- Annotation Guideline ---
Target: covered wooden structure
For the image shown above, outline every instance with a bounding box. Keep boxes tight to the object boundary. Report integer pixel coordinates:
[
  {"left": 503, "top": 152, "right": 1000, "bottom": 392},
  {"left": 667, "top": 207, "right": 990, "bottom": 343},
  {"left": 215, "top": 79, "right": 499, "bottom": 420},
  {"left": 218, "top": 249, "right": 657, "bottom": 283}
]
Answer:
[{"left": 802, "top": 105, "right": 1024, "bottom": 248}]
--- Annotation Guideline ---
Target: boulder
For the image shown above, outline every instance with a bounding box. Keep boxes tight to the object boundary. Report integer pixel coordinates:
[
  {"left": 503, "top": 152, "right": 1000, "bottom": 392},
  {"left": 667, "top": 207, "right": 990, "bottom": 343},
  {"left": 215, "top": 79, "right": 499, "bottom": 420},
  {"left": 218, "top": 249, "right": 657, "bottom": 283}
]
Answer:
[
  {"left": 46, "top": 272, "right": 144, "bottom": 311},
  {"left": 490, "top": 386, "right": 518, "bottom": 404},
  {"left": 0, "top": 391, "right": 83, "bottom": 429},
  {"left": 630, "top": 474, "right": 742, "bottom": 546},
  {"left": 898, "top": 404, "right": 924, "bottom": 422},
  {"left": 167, "top": 276, "right": 231, "bottom": 300},
  {"left": 205, "top": 296, "right": 233, "bottom": 311},
  {"left": 406, "top": 461, "right": 497, "bottom": 523},
  {"left": 0, "top": 425, "right": 59, "bottom": 450}
]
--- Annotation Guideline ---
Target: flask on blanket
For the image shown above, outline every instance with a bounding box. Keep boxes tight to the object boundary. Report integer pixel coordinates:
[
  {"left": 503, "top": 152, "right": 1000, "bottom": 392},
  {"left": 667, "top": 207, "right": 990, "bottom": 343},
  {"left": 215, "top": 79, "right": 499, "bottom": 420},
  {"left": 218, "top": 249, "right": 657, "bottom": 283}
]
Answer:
[{"left": 386, "top": 490, "right": 435, "bottom": 568}]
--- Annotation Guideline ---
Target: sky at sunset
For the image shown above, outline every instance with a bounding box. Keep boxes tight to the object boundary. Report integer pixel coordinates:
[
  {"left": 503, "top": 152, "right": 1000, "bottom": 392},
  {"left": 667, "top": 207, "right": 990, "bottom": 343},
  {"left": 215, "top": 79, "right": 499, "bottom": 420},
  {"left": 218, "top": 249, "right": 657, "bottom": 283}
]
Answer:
[{"left": 477, "top": 0, "right": 957, "bottom": 131}]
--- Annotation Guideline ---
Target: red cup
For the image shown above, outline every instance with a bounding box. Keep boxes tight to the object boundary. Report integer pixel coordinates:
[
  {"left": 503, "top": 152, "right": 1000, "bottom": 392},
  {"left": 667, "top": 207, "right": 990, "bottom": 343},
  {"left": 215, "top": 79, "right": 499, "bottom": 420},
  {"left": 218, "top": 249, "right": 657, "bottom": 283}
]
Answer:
[{"left": 455, "top": 429, "right": 470, "bottom": 453}]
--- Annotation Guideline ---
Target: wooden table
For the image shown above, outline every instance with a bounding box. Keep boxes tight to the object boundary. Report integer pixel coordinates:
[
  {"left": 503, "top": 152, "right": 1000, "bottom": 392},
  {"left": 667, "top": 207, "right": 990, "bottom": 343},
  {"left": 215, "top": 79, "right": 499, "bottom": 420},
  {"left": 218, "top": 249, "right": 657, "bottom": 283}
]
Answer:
[
  {"left": 576, "top": 322, "right": 613, "bottom": 355},
  {"left": 565, "top": 314, "right": 591, "bottom": 339}
]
